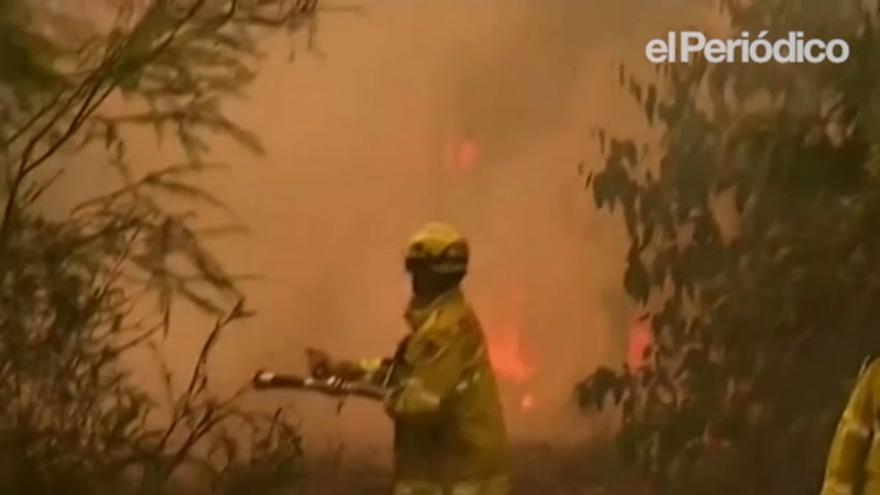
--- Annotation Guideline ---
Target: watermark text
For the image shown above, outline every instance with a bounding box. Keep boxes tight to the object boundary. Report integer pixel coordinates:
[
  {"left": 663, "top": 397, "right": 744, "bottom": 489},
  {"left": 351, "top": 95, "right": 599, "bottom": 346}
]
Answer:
[{"left": 646, "top": 31, "right": 850, "bottom": 64}]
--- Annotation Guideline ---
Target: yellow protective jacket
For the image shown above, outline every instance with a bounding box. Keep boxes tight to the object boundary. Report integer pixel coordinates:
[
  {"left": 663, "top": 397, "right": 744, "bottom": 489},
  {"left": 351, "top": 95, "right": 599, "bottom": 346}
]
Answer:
[
  {"left": 366, "top": 289, "right": 510, "bottom": 495},
  {"left": 822, "top": 358, "right": 880, "bottom": 495}
]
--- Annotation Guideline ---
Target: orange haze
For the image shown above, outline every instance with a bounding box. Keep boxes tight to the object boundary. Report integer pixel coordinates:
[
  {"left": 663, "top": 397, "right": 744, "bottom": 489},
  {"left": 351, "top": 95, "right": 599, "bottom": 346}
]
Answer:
[{"left": 50, "top": 0, "right": 712, "bottom": 461}]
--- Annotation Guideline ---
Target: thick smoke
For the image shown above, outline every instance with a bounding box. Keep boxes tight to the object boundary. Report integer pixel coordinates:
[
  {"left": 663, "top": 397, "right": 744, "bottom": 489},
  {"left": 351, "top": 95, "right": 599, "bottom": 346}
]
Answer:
[{"left": 47, "top": 0, "right": 710, "bottom": 460}]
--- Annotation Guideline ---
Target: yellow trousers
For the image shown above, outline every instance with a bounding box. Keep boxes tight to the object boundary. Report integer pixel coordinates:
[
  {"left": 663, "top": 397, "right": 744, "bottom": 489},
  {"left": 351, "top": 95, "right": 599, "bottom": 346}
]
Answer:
[{"left": 392, "top": 476, "right": 510, "bottom": 495}]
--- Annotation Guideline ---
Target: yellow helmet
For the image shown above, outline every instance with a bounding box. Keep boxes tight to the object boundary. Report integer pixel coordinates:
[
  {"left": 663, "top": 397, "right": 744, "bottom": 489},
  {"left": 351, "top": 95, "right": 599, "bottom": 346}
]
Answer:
[{"left": 405, "top": 222, "right": 469, "bottom": 274}]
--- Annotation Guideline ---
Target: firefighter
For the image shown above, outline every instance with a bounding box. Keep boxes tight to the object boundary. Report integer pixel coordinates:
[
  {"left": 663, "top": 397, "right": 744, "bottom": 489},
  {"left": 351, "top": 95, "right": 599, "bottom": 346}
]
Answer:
[
  {"left": 307, "top": 222, "right": 510, "bottom": 495},
  {"left": 822, "top": 356, "right": 880, "bottom": 495}
]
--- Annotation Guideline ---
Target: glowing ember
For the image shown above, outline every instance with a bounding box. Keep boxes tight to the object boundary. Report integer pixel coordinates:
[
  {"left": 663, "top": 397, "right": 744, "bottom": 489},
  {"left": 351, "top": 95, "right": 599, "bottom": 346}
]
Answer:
[
  {"left": 627, "top": 313, "right": 652, "bottom": 369},
  {"left": 451, "top": 138, "right": 479, "bottom": 172}
]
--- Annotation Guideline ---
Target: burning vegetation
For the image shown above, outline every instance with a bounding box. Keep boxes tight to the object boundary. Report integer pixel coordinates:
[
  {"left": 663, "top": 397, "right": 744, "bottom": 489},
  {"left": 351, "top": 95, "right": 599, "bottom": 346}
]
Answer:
[
  {"left": 483, "top": 288, "right": 539, "bottom": 414},
  {"left": 8, "top": 0, "right": 876, "bottom": 494}
]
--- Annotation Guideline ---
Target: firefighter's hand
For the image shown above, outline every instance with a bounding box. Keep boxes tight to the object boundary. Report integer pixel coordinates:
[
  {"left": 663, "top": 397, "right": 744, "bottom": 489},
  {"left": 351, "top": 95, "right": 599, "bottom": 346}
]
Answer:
[
  {"left": 252, "top": 369, "right": 276, "bottom": 389},
  {"left": 305, "top": 347, "right": 334, "bottom": 378},
  {"left": 306, "top": 348, "right": 366, "bottom": 380}
]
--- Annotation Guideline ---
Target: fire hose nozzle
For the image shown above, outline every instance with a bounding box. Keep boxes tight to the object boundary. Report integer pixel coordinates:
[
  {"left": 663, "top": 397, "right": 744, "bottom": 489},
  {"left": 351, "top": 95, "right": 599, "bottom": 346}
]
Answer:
[
  {"left": 250, "top": 370, "right": 390, "bottom": 401},
  {"left": 252, "top": 370, "right": 276, "bottom": 388}
]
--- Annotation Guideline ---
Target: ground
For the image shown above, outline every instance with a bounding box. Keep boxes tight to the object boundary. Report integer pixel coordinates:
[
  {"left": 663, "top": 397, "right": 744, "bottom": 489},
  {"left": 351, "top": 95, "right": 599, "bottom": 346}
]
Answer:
[{"left": 291, "top": 443, "right": 648, "bottom": 495}]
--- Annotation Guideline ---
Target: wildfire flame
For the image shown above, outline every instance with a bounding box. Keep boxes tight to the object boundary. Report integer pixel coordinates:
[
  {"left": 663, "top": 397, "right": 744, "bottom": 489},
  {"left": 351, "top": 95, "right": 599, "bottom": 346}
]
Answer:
[
  {"left": 627, "top": 313, "right": 652, "bottom": 369},
  {"left": 449, "top": 137, "right": 480, "bottom": 172},
  {"left": 487, "top": 324, "right": 534, "bottom": 382},
  {"left": 481, "top": 288, "right": 537, "bottom": 412},
  {"left": 483, "top": 288, "right": 534, "bottom": 382}
]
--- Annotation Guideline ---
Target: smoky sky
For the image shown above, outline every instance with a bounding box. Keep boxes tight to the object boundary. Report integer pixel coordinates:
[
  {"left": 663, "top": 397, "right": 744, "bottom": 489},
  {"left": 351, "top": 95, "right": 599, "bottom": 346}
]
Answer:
[{"left": 43, "top": 0, "right": 710, "bottom": 456}]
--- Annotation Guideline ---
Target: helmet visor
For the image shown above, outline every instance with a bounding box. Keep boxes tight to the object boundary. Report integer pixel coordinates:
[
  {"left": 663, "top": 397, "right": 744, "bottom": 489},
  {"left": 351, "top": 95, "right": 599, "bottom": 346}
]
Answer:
[{"left": 405, "top": 256, "right": 467, "bottom": 274}]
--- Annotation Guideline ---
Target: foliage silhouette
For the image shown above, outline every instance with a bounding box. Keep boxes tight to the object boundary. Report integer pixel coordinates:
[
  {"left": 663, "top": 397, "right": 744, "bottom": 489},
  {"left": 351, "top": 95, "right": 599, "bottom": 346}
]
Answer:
[
  {"left": 577, "top": 0, "right": 880, "bottom": 493},
  {"left": 0, "top": 1, "right": 324, "bottom": 493}
]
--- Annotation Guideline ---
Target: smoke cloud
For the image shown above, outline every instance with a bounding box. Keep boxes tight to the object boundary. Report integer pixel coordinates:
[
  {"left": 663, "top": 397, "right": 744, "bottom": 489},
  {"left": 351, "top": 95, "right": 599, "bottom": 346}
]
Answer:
[{"left": 48, "top": 0, "right": 710, "bottom": 461}]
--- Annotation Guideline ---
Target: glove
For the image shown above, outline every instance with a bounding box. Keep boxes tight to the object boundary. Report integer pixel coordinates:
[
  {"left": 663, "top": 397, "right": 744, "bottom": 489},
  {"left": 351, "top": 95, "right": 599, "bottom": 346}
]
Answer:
[
  {"left": 305, "top": 348, "right": 365, "bottom": 380},
  {"left": 305, "top": 347, "right": 333, "bottom": 378}
]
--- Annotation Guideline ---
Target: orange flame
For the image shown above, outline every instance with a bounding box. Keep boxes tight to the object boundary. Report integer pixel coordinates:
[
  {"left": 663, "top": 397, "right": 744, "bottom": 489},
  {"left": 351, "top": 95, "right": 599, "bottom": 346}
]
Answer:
[
  {"left": 483, "top": 288, "right": 535, "bottom": 383},
  {"left": 449, "top": 138, "right": 479, "bottom": 172},
  {"left": 627, "top": 314, "right": 652, "bottom": 369},
  {"left": 520, "top": 394, "right": 536, "bottom": 413},
  {"left": 487, "top": 326, "right": 534, "bottom": 382}
]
